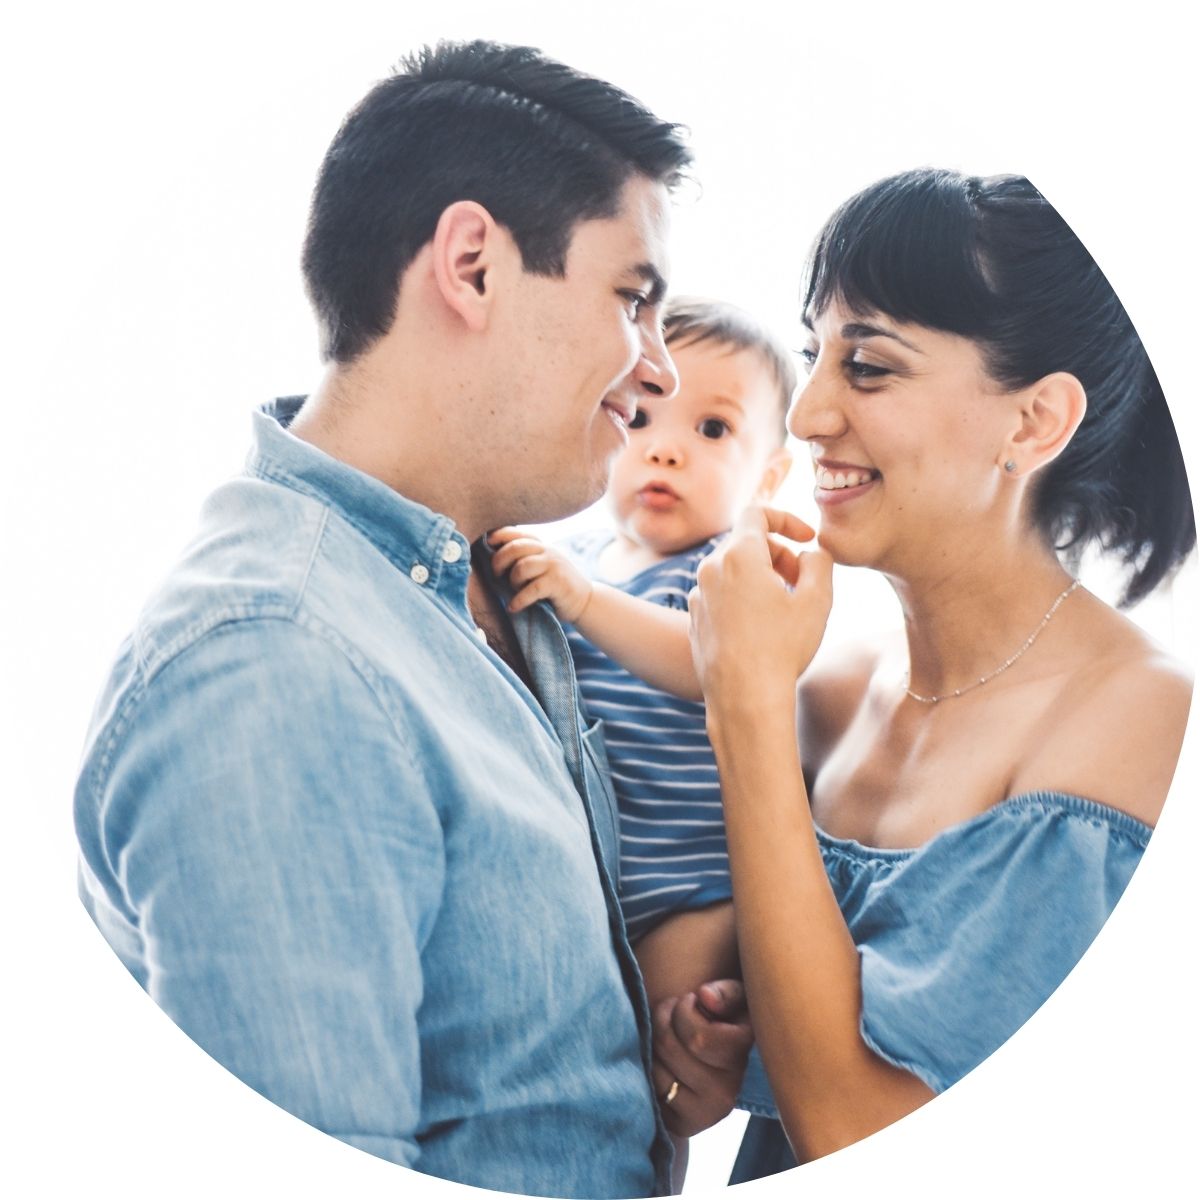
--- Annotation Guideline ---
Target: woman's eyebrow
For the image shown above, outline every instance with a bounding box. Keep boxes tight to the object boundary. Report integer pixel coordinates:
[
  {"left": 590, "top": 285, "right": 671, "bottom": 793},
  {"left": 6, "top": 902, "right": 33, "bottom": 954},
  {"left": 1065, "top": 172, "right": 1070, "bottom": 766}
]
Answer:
[{"left": 840, "top": 322, "right": 924, "bottom": 353}]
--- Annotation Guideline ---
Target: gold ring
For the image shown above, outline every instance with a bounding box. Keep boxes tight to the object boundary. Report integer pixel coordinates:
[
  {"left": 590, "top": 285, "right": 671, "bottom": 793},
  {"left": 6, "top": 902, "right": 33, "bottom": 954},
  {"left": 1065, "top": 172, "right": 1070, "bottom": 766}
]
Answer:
[{"left": 662, "top": 1079, "right": 680, "bottom": 1106}]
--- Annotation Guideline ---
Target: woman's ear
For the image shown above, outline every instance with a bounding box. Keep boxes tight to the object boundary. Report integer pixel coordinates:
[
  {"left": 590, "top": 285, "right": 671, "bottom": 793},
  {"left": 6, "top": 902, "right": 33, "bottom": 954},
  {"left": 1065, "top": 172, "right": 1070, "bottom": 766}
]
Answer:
[
  {"left": 429, "top": 201, "right": 504, "bottom": 333},
  {"left": 1000, "top": 372, "right": 1087, "bottom": 477},
  {"left": 755, "top": 446, "right": 794, "bottom": 501}
]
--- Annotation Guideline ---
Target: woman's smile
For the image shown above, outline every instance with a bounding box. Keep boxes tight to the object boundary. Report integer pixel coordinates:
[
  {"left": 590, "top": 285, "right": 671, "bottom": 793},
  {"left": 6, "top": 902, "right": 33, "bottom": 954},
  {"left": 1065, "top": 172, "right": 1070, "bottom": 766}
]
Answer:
[{"left": 813, "top": 459, "right": 880, "bottom": 506}]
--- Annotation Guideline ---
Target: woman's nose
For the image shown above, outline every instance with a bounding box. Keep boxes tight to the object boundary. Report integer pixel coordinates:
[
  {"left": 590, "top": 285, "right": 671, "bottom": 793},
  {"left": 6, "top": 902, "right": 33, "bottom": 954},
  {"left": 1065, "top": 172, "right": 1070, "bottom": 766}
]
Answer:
[{"left": 787, "top": 369, "right": 845, "bottom": 442}]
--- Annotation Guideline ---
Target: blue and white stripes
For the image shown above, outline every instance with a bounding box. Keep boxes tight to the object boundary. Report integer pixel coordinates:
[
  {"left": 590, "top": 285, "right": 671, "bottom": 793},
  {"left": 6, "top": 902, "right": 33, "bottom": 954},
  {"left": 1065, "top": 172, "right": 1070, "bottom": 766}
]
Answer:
[{"left": 564, "top": 533, "right": 731, "bottom": 942}]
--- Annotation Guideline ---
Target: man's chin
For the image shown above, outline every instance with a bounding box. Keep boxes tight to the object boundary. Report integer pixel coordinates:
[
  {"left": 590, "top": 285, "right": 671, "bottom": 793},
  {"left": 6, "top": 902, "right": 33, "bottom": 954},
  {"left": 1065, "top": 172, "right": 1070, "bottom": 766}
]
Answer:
[{"left": 508, "top": 475, "right": 610, "bottom": 529}]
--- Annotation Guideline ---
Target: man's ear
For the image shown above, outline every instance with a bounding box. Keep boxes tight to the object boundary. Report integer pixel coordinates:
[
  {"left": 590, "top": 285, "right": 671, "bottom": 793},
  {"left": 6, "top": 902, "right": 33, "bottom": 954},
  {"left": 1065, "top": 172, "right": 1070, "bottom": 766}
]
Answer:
[
  {"left": 430, "top": 201, "right": 505, "bottom": 333},
  {"left": 1001, "top": 372, "right": 1087, "bottom": 477},
  {"left": 755, "top": 446, "right": 793, "bottom": 502}
]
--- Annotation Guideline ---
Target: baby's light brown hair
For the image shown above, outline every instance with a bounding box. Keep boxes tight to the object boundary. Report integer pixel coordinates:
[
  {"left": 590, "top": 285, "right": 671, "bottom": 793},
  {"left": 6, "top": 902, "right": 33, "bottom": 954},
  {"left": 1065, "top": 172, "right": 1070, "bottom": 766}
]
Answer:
[{"left": 662, "top": 297, "right": 796, "bottom": 444}]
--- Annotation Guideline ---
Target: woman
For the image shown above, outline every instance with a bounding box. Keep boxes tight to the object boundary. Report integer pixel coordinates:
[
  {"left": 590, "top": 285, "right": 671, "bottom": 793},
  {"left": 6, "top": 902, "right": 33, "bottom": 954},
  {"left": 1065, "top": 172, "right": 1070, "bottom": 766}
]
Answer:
[{"left": 686, "top": 169, "right": 1195, "bottom": 1177}]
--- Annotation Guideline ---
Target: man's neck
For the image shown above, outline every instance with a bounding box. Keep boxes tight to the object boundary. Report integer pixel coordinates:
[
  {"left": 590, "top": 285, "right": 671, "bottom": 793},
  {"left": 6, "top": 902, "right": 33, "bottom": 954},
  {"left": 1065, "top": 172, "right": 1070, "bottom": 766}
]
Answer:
[
  {"left": 468, "top": 548, "right": 534, "bottom": 691},
  {"left": 289, "top": 363, "right": 487, "bottom": 542}
]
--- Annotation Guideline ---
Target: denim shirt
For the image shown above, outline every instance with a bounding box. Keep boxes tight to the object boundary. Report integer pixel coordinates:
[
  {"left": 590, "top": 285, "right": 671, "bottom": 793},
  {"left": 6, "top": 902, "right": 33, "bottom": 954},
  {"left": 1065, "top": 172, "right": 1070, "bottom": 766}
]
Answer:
[
  {"left": 75, "top": 399, "right": 672, "bottom": 1198},
  {"left": 730, "top": 791, "right": 1150, "bottom": 1183}
]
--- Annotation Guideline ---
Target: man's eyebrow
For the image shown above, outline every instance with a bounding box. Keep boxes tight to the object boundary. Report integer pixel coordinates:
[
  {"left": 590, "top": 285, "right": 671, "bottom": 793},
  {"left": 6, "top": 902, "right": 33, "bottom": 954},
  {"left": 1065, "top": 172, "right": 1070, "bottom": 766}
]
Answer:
[{"left": 627, "top": 263, "right": 667, "bottom": 306}]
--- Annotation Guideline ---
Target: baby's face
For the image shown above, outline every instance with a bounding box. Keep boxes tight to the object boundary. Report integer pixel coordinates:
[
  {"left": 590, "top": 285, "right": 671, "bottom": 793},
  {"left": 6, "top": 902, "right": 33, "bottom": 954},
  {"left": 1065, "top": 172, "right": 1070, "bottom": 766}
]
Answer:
[{"left": 607, "top": 339, "right": 790, "bottom": 557}]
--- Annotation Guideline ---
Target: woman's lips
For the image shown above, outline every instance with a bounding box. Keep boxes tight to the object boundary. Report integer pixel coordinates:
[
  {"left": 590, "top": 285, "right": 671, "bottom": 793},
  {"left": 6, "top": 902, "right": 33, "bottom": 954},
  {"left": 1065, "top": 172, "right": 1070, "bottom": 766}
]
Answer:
[
  {"left": 815, "top": 477, "right": 878, "bottom": 506},
  {"left": 813, "top": 465, "right": 880, "bottom": 507}
]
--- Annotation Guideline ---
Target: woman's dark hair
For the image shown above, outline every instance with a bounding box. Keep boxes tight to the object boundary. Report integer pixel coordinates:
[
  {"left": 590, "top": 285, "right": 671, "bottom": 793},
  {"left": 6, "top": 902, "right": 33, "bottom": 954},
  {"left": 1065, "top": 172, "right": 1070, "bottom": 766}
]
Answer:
[
  {"left": 803, "top": 168, "right": 1194, "bottom": 605},
  {"left": 302, "top": 40, "right": 692, "bottom": 364}
]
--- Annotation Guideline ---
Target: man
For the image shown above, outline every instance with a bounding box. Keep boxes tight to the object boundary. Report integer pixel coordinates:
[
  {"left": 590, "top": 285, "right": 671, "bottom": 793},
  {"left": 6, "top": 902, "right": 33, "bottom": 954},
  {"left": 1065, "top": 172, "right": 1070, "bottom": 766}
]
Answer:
[{"left": 74, "top": 39, "right": 751, "bottom": 1197}]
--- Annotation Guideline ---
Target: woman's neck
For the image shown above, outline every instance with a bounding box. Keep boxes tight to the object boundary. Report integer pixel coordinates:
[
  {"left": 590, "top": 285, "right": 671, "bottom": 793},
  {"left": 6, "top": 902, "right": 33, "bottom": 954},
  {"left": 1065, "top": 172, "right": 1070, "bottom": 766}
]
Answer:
[{"left": 888, "top": 540, "right": 1077, "bottom": 702}]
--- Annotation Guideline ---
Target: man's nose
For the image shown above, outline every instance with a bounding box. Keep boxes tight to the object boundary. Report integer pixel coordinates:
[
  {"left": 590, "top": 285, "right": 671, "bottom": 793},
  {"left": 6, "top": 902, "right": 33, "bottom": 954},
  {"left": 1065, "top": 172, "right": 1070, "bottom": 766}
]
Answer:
[{"left": 634, "top": 323, "right": 680, "bottom": 400}]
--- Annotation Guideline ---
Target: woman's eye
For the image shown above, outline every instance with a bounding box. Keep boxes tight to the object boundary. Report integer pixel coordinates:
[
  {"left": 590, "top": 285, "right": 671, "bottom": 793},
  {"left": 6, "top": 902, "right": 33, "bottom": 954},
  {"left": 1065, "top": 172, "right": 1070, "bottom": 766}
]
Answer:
[
  {"left": 629, "top": 409, "right": 649, "bottom": 430},
  {"left": 798, "top": 347, "right": 818, "bottom": 372},
  {"left": 698, "top": 418, "right": 729, "bottom": 440},
  {"left": 847, "top": 359, "right": 891, "bottom": 381}
]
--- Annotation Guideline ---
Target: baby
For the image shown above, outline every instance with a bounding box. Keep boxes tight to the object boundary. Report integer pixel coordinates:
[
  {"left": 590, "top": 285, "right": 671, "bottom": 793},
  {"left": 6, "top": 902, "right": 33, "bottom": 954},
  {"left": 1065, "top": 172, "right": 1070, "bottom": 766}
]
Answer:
[{"left": 491, "top": 297, "right": 795, "bottom": 1013}]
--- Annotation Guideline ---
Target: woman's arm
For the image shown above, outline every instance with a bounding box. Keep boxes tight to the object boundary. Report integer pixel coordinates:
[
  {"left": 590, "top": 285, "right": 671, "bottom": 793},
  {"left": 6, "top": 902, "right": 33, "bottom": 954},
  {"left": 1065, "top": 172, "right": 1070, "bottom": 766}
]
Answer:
[
  {"left": 490, "top": 527, "right": 701, "bottom": 700},
  {"left": 689, "top": 508, "right": 934, "bottom": 1162}
]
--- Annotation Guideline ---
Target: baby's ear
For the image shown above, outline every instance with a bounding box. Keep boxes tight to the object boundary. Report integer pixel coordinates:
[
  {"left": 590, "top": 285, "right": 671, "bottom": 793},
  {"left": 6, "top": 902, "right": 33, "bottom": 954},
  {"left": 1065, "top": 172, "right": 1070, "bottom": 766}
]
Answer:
[{"left": 755, "top": 446, "right": 793, "bottom": 501}]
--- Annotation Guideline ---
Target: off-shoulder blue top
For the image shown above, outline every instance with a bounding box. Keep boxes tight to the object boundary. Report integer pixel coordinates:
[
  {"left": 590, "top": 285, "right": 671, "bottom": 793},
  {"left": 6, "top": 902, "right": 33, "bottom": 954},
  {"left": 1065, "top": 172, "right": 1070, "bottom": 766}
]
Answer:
[{"left": 732, "top": 791, "right": 1151, "bottom": 1179}]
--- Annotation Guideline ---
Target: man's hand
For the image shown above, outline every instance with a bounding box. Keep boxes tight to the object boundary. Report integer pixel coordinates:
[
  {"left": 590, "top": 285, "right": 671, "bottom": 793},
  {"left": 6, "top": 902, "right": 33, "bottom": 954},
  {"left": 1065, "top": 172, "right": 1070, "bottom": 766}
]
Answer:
[
  {"left": 650, "top": 979, "right": 754, "bottom": 1137},
  {"left": 489, "top": 527, "right": 594, "bottom": 622}
]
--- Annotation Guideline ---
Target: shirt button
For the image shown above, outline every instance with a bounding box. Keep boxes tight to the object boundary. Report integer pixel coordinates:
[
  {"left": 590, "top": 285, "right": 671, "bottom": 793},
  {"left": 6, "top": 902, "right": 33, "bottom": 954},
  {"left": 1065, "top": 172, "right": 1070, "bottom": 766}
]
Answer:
[
  {"left": 442, "top": 540, "right": 463, "bottom": 564},
  {"left": 410, "top": 563, "right": 430, "bottom": 585}
]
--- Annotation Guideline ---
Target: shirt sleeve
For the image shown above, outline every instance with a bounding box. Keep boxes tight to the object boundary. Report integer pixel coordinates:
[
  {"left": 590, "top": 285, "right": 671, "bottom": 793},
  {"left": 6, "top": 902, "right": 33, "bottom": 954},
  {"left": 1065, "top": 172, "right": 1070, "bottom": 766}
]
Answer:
[
  {"left": 851, "top": 798, "right": 1149, "bottom": 1093},
  {"left": 737, "top": 796, "right": 1149, "bottom": 1112},
  {"left": 89, "top": 618, "right": 445, "bottom": 1165}
]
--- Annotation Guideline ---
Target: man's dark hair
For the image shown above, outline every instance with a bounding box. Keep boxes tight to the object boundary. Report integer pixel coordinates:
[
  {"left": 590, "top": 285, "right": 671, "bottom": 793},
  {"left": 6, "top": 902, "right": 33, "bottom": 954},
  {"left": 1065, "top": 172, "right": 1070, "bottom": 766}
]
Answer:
[
  {"left": 302, "top": 40, "right": 692, "bottom": 364},
  {"left": 663, "top": 297, "right": 796, "bottom": 444}
]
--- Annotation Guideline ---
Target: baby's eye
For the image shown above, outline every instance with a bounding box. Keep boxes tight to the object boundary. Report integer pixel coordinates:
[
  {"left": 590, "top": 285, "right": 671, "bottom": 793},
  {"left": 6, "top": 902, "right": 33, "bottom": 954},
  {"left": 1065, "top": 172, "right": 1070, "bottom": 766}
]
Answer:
[
  {"left": 698, "top": 418, "right": 729, "bottom": 440},
  {"left": 629, "top": 408, "right": 649, "bottom": 429}
]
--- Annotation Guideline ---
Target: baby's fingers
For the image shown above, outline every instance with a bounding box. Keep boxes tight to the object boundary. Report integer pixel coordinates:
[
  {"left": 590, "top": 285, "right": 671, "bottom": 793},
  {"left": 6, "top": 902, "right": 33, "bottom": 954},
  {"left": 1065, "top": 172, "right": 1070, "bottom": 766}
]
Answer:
[
  {"left": 491, "top": 537, "right": 546, "bottom": 576},
  {"left": 507, "top": 555, "right": 549, "bottom": 590},
  {"left": 508, "top": 574, "right": 557, "bottom": 614}
]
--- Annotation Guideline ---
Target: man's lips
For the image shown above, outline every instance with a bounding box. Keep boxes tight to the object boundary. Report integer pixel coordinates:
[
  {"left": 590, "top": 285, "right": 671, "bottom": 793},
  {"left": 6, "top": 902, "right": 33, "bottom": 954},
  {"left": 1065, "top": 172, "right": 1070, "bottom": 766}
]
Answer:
[{"left": 601, "top": 399, "right": 636, "bottom": 427}]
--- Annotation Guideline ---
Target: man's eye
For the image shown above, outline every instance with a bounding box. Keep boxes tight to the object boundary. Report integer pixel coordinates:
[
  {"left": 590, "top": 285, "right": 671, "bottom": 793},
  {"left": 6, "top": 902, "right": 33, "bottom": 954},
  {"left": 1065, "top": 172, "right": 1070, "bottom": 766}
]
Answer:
[
  {"left": 798, "top": 347, "right": 818, "bottom": 372},
  {"left": 698, "top": 418, "right": 729, "bottom": 439},
  {"left": 620, "top": 291, "right": 648, "bottom": 320},
  {"left": 629, "top": 409, "right": 649, "bottom": 429}
]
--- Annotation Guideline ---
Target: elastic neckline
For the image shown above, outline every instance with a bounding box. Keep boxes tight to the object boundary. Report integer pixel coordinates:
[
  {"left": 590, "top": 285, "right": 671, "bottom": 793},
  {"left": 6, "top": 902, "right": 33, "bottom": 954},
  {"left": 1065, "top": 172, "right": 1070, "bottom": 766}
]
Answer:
[{"left": 814, "top": 789, "right": 1154, "bottom": 861}]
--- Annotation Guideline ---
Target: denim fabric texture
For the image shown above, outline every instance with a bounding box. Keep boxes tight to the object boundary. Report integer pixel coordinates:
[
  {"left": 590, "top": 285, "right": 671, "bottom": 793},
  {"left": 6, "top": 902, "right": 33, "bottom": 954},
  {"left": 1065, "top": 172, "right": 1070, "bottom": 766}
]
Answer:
[
  {"left": 75, "top": 398, "right": 671, "bottom": 1198},
  {"left": 731, "top": 790, "right": 1149, "bottom": 1182}
]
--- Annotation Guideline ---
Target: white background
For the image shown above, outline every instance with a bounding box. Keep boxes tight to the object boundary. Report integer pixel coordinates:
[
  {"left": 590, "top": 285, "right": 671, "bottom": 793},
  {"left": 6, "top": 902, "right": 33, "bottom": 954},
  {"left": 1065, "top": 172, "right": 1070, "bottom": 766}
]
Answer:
[{"left": 3, "top": 2, "right": 1196, "bottom": 1197}]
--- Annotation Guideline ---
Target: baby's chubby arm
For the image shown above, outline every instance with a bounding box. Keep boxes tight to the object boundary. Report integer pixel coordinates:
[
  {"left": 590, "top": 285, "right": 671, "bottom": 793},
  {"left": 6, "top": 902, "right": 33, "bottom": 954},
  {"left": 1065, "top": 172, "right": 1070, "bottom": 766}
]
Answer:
[{"left": 489, "top": 528, "right": 702, "bottom": 702}]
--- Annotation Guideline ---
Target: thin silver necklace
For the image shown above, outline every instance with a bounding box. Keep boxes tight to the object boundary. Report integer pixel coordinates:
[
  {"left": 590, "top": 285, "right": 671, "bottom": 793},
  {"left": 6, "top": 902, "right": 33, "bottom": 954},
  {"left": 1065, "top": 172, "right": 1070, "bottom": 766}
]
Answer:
[{"left": 905, "top": 579, "right": 1081, "bottom": 705}]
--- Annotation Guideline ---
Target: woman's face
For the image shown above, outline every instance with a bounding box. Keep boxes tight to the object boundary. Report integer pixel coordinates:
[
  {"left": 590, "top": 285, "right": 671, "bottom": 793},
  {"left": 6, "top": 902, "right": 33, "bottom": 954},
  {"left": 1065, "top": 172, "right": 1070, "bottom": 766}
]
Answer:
[{"left": 791, "top": 301, "right": 1017, "bottom": 575}]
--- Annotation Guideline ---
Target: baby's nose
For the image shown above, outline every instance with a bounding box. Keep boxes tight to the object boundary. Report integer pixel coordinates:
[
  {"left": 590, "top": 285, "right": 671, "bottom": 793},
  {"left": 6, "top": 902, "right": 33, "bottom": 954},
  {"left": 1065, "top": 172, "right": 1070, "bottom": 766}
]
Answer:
[{"left": 646, "top": 440, "right": 683, "bottom": 467}]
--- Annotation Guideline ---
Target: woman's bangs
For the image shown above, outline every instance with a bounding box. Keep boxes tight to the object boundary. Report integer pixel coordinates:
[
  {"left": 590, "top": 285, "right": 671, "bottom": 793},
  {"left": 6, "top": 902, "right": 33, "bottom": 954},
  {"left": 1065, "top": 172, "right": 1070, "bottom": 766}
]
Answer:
[{"left": 802, "top": 173, "right": 994, "bottom": 337}]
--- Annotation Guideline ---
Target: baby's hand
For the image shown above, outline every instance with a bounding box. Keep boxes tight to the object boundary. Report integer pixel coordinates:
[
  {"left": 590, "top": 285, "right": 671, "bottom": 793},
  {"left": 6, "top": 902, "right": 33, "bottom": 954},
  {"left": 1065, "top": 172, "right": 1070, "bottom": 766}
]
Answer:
[{"left": 489, "top": 528, "right": 594, "bottom": 622}]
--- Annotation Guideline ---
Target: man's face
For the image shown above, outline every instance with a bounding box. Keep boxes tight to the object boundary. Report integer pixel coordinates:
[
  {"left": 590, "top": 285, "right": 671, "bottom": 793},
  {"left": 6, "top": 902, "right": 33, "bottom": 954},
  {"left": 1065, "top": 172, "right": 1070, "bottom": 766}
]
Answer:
[{"left": 488, "top": 175, "right": 678, "bottom": 525}]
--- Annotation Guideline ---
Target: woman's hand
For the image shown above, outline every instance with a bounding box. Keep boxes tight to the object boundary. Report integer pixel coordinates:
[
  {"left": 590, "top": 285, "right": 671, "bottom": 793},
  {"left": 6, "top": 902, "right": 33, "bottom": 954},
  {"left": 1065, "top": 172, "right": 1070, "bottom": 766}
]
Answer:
[{"left": 689, "top": 506, "right": 833, "bottom": 712}]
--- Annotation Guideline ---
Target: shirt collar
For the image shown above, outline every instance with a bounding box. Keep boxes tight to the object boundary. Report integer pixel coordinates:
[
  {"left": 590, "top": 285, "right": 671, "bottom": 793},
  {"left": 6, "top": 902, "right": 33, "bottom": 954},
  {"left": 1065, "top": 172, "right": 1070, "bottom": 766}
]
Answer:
[{"left": 246, "top": 396, "right": 472, "bottom": 606}]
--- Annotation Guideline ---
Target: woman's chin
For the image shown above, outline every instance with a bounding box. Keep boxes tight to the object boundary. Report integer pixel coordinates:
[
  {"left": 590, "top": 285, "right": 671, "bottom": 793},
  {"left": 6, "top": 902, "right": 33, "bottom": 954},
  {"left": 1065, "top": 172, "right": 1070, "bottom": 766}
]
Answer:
[{"left": 815, "top": 525, "right": 868, "bottom": 568}]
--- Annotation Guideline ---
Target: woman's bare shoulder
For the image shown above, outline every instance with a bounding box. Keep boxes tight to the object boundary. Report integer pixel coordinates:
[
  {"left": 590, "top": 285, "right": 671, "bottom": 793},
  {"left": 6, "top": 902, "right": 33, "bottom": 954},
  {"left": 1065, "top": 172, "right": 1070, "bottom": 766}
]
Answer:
[
  {"left": 1011, "top": 614, "right": 1193, "bottom": 827},
  {"left": 797, "top": 631, "right": 901, "bottom": 764}
]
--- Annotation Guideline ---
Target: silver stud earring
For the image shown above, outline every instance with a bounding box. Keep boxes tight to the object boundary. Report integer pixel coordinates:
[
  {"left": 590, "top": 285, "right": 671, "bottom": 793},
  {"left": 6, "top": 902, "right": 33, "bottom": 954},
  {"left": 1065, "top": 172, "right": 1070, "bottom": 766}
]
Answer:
[{"left": 1004, "top": 460, "right": 1017, "bottom": 473}]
